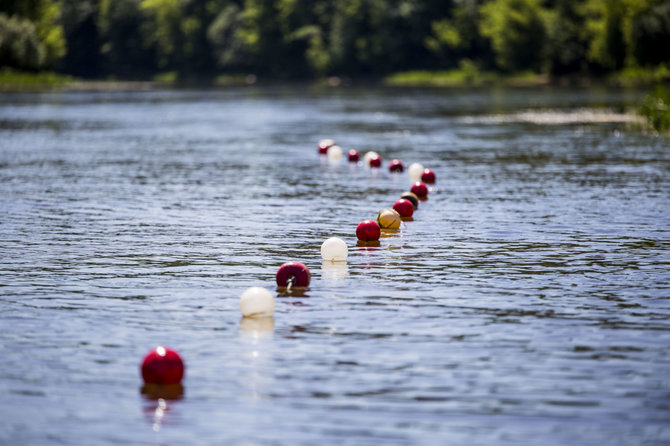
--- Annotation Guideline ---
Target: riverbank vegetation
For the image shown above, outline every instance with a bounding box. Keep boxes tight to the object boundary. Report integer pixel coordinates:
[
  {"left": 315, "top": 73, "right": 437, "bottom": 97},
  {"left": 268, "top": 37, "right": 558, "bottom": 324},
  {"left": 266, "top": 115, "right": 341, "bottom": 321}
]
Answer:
[
  {"left": 639, "top": 86, "right": 670, "bottom": 133},
  {"left": 1, "top": 0, "right": 669, "bottom": 88},
  {"left": 0, "top": 68, "right": 71, "bottom": 90}
]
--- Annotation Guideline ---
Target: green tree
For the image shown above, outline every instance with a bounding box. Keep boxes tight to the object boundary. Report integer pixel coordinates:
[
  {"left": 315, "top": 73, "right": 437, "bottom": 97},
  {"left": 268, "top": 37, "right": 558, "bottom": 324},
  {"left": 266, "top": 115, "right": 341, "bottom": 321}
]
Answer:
[
  {"left": 0, "top": 0, "right": 66, "bottom": 66},
  {"left": 629, "top": 0, "right": 670, "bottom": 66},
  {"left": 0, "top": 13, "right": 45, "bottom": 69},
  {"left": 59, "top": 0, "right": 102, "bottom": 77},
  {"left": 543, "top": 0, "right": 591, "bottom": 75},
  {"left": 584, "top": 0, "right": 626, "bottom": 70},
  {"left": 139, "top": 0, "right": 180, "bottom": 70},
  {"left": 208, "top": 3, "right": 253, "bottom": 71},
  {"left": 425, "top": 0, "right": 493, "bottom": 69},
  {"left": 236, "top": 0, "right": 287, "bottom": 76},
  {"left": 329, "top": 0, "right": 430, "bottom": 75},
  {"left": 99, "top": 0, "right": 156, "bottom": 77},
  {"left": 139, "top": 0, "right": 223, "bottom": 78},
  {"left": 479, "top": 0, "right": 546, "bottom": 72}
]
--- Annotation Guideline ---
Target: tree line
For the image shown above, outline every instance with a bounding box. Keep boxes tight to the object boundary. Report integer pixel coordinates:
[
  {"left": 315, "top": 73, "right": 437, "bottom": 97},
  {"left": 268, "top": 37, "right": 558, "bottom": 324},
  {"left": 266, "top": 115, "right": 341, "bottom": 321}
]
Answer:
[{"left": 1, "top": 0, "right": 669, "bottom": 81}]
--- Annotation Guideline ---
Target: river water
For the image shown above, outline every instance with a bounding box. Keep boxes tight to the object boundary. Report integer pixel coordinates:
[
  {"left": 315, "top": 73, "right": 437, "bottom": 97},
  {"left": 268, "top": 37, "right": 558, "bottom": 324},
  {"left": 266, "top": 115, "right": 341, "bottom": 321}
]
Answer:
[{"left": 0, "top": 86, "right": 668, "bottom": 445}]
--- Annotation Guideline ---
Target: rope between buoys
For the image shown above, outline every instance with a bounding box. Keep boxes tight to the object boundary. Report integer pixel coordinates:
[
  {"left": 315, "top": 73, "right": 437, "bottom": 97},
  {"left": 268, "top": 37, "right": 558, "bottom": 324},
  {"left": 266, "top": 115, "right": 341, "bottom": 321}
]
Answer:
[{"left": 286, "top": 275, "right": 296, "bottom": 292}]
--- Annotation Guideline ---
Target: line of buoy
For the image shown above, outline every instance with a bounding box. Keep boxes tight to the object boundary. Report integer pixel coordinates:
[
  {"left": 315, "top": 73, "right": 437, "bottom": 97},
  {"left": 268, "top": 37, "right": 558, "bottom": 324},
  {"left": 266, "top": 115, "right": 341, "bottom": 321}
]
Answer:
[
  {"left": 341, "top": 143, "right": 435, "bottom": 246},
  {"left": 141, "top": 138, "right": 437, "bottom": 394}
]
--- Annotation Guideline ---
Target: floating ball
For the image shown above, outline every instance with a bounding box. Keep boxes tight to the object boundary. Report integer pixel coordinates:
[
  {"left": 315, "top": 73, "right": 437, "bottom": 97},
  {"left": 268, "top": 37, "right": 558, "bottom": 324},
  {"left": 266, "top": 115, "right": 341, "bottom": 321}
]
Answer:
[
  {"left": 356, "top": 220, "right": 381, "bottom": 242},
  {"left": 377, "top": 208, "right": 402, "bottom": 229},
  {"left": 400, "top": 191, "right": 419, "bottom": 209},
  {"left": 276, "top": 261, "right": 311, "bottom": 288},
  {"left": 389, "top": 159, "right": 404, "bottom": 172},
  {"left": 369, "top": 154, "right": 382, "bottom": 168},
  {"left": 318, "top": 139, "right": 334, "bottom": 154},
  {"left": 239, "top": 287, "right": 275, "bottom": 318},
  {"left": 321, "top": 237, "right": 348, "bottom": 261},
  {"left": 363, "top": 151, "right": 380, "bottom": 166},
  {"left": 410, "top": 181, "right": 429, "bottom": 198},
  {"left": 348, "top": 149, "right": 360, "bottom": 162},
  {"left": 421, "top": 168, "right": 436, "bottom": 184},
  {"left": 141, "top": 346, "right": 184, "bottom": 385},
  {"left": 393, "top": 199, "right": 414, "bottom": 219},
  {"left": 408, "top": 163, "right": 425, "bottom": 181},
  {"left": 327, "top": 145, "right": 343, "bottom": 161}
]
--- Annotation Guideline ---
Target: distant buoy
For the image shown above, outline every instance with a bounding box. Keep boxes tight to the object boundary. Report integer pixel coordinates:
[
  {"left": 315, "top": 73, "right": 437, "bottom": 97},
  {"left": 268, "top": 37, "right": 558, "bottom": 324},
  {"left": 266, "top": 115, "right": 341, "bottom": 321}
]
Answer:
[
  {"left": 369, "top": 154, "right": 382, "bottom": 168},
  {"left": 389, "top": 159, "right": 404, "bottom": 172},
  {"left": 393, "top": 199, "right": 414, "bottom": 219},
  {"left": 141, "top": 346, "right": 184, "bottom": 385},
  {"left": 318, "top": 139, "right": 334, "bottom": 154},
  {"left": 363, "top": 151, "right": 380, "bottom": 166},
  {"left": 327, "top": 145, "right": 343, "bottom": 161},
  {"left": 276, "top": 261, "right": 311, "bottom": 288},
  {"left": 410, "top": 181, "right": 429, "bottom": 199},
  {"left": 408, "top": 163, "right": 425, "bottom": 181},
  {"left": 400, "top": 191, "right": 419, "bottom": 209},
  {"left": 421, "top": 168, "right": 436, "bottom": 184},
  {"left": 356, "top": 220, "right": 381, "bottom": 242},
  {"left": 239, "top": 287, "right": 274, "bottom": 318},
  {"left": 321, "top": 237, "right": 348, "bottom": 261},
  {"left": 348, "top": 149, "right": 360, "bottom": 162},
  {"left": 377, "top": 208, "right": 402, "bottom": 229}
]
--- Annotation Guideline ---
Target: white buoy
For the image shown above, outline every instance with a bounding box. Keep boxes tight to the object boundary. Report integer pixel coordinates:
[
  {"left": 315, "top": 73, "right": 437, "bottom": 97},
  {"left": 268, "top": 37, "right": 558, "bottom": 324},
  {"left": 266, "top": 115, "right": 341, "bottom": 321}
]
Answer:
[
  {"left": 319, "top": 139, "right": 335, "bottom": 148},
  {"left": 363, "top": 151, "right": 380, "bottom": 166},
  {"left": 320, "top": 237, "right": 348, "bottom": 261},
  {"left": 408, "top": 162, "right": 425, "bottom": 181},
  {"left": 327, "top": 145, "right": 343, "bottom": 161},
  {"left": 239, "top": 287, "right": 274, "bottom": 318}
]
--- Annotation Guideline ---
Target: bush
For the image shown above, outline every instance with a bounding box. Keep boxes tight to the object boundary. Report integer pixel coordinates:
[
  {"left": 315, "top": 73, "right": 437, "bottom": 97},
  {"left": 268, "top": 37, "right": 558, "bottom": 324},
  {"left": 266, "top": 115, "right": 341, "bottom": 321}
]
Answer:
[{"left": 639, "top": 86, "right": 670, "bottom": 133}]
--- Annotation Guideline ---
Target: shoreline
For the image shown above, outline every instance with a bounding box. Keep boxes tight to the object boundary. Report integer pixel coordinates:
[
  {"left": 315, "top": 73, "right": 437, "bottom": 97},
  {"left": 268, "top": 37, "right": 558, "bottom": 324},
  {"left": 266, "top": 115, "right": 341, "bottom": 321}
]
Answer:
[{"left": 1, "top": 67, "right": 669, "bottom": 93}]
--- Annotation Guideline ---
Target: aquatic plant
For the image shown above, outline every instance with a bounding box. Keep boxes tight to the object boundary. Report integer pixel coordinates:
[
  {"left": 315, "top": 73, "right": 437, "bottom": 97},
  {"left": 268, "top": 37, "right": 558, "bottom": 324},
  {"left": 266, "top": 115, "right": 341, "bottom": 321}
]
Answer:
[{"left": 639, "top": 86, "right": 670, "bottom": 134}]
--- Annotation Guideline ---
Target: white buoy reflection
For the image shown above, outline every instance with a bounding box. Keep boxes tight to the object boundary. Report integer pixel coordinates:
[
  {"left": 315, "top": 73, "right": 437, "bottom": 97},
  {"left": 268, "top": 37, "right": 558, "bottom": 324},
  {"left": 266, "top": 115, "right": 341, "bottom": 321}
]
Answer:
[
  {"left": 239, "top": 316, "right": 275, "bottom": 339},
  {"left": 152, "top": 398, "right": 167, "bottom": 432},
  {"left": 321, "top": 260, "right": 349, "bottom": 279},
  {"left": 239, "top": 316, "right": 275, "bottom": 401}
]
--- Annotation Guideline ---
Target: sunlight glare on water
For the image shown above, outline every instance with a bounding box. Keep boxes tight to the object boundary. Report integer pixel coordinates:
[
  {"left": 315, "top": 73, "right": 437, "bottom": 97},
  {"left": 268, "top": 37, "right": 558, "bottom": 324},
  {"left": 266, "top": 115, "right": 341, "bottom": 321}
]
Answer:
[{"left": 0, "top": 86, "right": 669, "bottom": 445}]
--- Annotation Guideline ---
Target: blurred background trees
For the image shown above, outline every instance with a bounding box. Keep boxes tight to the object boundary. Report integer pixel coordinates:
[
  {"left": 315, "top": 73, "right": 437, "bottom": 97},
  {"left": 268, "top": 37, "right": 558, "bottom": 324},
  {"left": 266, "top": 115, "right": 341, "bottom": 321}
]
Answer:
[{"left": 1, "top": 0, "right": 668, "bottom": 81}]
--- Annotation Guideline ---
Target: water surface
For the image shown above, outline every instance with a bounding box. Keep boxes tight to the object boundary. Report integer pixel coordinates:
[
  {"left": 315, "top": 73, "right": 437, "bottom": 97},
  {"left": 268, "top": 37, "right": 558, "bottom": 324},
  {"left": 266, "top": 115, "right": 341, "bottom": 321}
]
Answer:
[{"left": 0, "top": 86, "right": 669, "bottom": 445}]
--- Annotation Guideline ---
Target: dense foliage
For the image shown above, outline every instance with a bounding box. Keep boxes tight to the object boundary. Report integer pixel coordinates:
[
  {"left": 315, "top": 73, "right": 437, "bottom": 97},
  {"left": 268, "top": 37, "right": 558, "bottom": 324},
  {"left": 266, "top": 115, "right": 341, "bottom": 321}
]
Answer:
[
  {"left": 639, "top": 85, "right": 670, "bottom": 132},
  {"left": 1, "top": 0, "right": 669, "bottom": 80}
]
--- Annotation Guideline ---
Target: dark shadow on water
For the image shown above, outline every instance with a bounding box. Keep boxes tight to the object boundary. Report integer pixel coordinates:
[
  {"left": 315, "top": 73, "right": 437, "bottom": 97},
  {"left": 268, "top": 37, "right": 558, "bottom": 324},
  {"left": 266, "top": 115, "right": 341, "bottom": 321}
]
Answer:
[
  {"left": 140, "top": 383, "right": 184, "bottom": 401},
  {"left": 276, "top": 287, "right": 310, "bottom": 298}
]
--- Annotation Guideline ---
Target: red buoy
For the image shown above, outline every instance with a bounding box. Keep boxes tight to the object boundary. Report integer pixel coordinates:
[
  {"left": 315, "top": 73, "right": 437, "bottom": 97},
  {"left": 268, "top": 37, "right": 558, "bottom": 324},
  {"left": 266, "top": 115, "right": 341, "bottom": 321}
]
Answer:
[
  {"left": 276, "top": 261, "right": 311, "bottom": 288},
  {"left": 141, "top": 346, "right": 184, "bottom": 385},
  {"left": 421, "top": 169, "right": 436, "bottom": 184},
  {"left": 348, "top": 149, "right": 360, "bottom": 162},
  {"left": 388, "top": 159, "right": 404, "bottom": 172},
  {"left": 410, "top": 181, "right": 428, "bottom": 198},
  {"left": 369, "top": 154, "right": 382, "bottom": 168},
  {"left": 393, "top": 199, "right": 414, "bottom": 219},
  {"left": 356, "top": 220, "right": 381, "bottom": 241},
  {"left": 318, "top": 139, "right": 334, "bottom": 154}
]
